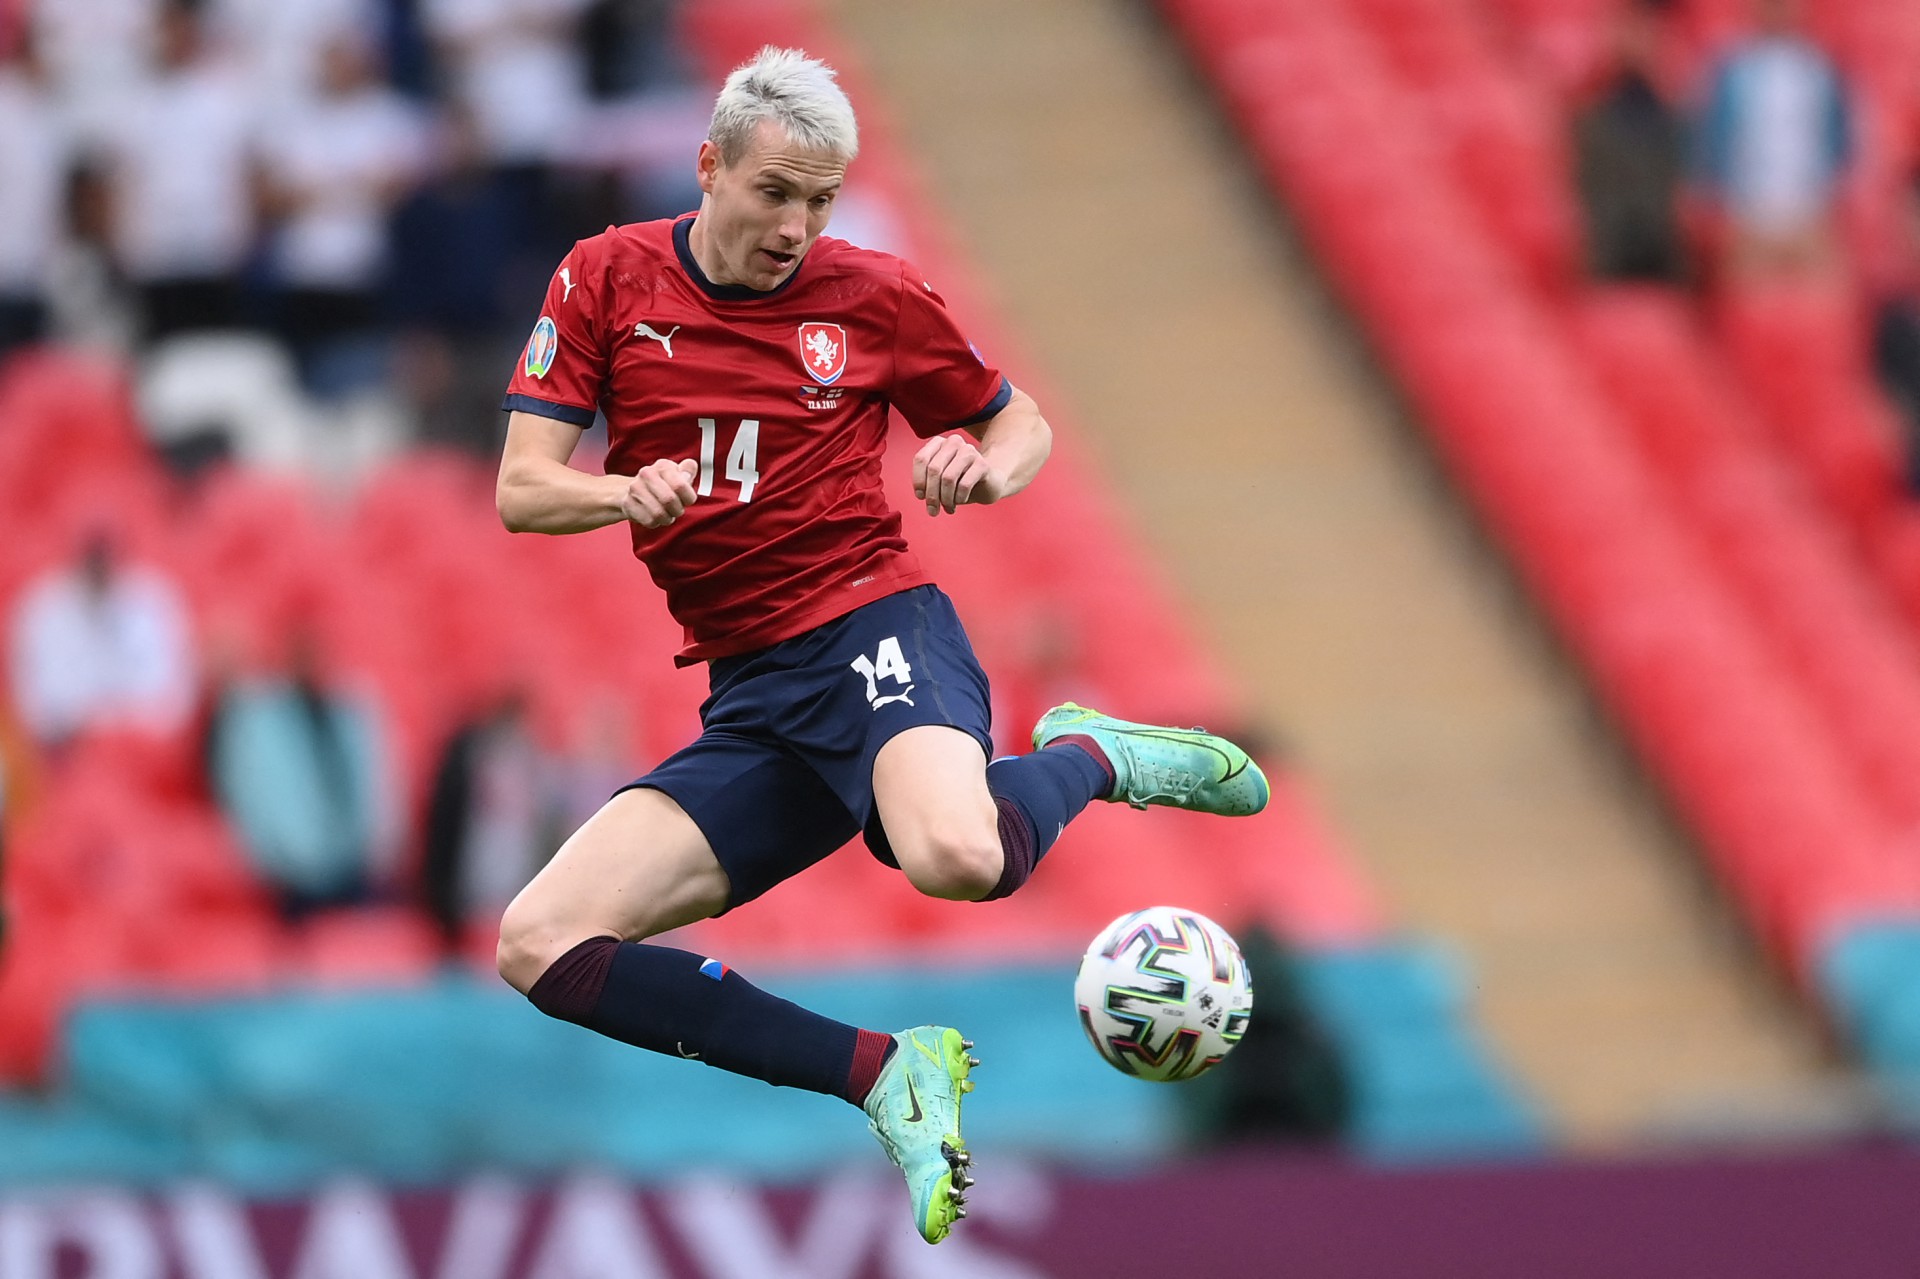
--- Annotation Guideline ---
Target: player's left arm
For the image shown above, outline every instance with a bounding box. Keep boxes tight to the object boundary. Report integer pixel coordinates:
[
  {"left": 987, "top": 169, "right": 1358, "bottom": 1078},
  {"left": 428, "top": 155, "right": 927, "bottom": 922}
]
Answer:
[{"left": 913, "top": 386, "right": 1051, "bottom": 517}]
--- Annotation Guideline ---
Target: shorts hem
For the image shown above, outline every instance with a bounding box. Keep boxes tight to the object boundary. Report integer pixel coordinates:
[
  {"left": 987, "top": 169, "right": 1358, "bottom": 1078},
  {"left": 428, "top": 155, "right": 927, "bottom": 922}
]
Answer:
[
  {"left": 611, "top": 779, "right": 742, "bottom": 917},
  {"left": 866, "top": 717, "right": 993, "bottom": 774}
]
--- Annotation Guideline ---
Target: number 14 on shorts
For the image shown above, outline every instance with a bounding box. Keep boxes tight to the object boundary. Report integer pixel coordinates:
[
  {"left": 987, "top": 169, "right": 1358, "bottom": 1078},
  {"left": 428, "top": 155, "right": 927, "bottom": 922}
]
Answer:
[{"left": 851, "top": 636, "right": 915, "bottom": 710}]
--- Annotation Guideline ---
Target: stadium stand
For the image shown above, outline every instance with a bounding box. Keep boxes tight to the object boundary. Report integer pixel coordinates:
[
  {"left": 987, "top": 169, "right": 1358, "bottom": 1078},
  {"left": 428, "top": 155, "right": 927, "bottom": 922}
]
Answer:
[
  {"left": 1159, "top": 0, "right": 1920, "bottom": 1116},
  {"left": 0, "top": 0, "right": 1540, "bottom": 1186}
]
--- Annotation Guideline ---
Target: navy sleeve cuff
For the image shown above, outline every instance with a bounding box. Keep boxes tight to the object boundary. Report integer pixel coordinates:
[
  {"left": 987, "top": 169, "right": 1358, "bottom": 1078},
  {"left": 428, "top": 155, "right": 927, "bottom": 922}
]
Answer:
[
  {"left": 954, "top": 377, "right": 1013, "bottom": 429},
  {"left": 501, "top": 393, "right": 595, "bottom": 428}
]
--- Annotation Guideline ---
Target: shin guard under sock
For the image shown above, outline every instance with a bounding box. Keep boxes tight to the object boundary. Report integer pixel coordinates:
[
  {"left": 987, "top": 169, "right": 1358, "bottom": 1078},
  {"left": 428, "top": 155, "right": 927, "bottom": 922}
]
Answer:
[{"left": 526, "top": 937, "right": 894, "bottom": 1104}]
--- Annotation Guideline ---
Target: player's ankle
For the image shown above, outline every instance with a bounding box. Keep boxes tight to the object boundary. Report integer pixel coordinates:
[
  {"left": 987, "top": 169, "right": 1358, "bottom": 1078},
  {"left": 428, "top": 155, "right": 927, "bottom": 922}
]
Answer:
[
  {"left": 847, "top": 1028, "right": 899, "bottom": 1106},
  {"left": 1044, "top": 733, "right": 1116, "bottom": 794}
]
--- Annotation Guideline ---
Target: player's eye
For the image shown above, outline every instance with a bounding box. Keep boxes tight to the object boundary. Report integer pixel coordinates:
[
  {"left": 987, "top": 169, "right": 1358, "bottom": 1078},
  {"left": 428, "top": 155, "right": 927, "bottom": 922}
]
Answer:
[{"left": 809, "top": 194, "right": 833, "bottom": 210}]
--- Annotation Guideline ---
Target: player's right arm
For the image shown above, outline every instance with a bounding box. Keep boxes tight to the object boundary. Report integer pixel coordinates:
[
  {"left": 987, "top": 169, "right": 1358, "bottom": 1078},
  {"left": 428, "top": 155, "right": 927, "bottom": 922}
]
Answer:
[
  {"left": 500, "top": 241, "right": 708, "bottom": 533},
  {"left": 496, "top": 411, "right": 700, "bottom": 534}
]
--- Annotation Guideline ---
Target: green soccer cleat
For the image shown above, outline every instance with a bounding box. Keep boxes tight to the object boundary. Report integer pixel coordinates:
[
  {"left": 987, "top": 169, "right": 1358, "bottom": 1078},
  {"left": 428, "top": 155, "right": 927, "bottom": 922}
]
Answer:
[
  {"left": 1032, "top": 702, "right": 1271, "bottom": 816},
  {"left": 863, "top": 1025, "right": 977, "bottom": 1245}
]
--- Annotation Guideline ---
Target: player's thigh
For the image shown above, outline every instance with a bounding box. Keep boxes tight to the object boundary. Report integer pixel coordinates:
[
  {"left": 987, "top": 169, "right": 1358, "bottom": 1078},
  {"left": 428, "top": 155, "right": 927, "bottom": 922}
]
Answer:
[
  {"left": 496, "top": 786, "right": 728, "bottom": 992},
  {"left": 871, "top": 724, "right": 1001, "bottom": 902}
]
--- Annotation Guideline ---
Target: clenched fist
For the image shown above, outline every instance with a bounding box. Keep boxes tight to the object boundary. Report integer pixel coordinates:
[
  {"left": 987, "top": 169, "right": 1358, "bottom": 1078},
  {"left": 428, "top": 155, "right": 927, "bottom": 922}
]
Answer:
[
  {"left": 913, "top": 433, "right": 1007, "bottom": 517},
  {"left": 622, "top": 458, "right": 700, "bottom": 529}
]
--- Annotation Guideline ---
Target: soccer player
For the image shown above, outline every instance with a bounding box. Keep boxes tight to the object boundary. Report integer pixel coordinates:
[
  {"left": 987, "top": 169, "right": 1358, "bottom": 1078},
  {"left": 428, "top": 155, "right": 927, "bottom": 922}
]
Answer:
[{"left": 492, "top": 47, "right": 1268, "bottom": 1245}]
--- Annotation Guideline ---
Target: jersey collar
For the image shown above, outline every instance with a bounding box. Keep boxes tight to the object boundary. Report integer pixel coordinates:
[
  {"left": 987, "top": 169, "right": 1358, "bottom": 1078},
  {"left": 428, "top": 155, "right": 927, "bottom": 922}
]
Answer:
[{"left": 674, "top": 214, "right": 807, "bottom": 301}]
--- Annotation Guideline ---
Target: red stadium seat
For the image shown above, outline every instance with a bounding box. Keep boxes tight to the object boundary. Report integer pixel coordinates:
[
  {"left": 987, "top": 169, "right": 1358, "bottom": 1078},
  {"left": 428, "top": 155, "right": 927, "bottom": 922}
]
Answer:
[
  {"left": 0, "top": 923, "right": 113, "bottom": 1082},
  {"left": 1576, "top": 291, "right": 1920, "bottom": 829},
  {"left": 134, "top": 906, "right": 283, "bottom": 993},
  {"left": 1158, "top": 0, "right": 1920, "bottom": 985},
  {"left": 290, "top": 907, "right": 442, "bottom": 987},
  {"left": 1715, "top": 283, "right": 1904, "bottom": 535}
]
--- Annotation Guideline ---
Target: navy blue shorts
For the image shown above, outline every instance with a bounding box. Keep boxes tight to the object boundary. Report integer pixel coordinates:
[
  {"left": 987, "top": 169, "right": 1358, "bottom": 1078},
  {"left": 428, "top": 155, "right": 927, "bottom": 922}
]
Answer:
[{"left": 623, "top": 585, "right": 993, "bottom": 912}]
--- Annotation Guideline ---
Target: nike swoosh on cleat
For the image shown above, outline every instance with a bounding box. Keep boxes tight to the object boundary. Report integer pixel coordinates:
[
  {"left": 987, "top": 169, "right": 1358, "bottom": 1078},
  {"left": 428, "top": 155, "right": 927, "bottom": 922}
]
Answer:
[
  {"left": 903, "top": 1075, "right": 924, "bottom": 1124},
  {"left": 1127, "top": 729, "right": 1239, "bottom": 777}
]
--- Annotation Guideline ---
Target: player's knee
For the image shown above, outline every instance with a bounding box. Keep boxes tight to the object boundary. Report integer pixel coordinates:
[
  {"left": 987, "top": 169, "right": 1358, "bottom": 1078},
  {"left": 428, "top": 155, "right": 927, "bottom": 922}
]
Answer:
[
  {"left": 494, "top": 930, "right": 542, "bottom": 995},
  {"left": 496, "top": 899, "right": 564, "bottom": 994},
  {"left": 900, "top": 829, "right": 1004, "bottom": 902}
]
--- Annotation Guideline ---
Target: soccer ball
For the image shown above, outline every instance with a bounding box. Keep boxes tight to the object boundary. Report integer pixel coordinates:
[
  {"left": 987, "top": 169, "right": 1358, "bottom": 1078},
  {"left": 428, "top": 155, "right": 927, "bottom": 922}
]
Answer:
[{"left": 1074, "top": 906, "right": 1253, "bottom": 1082}]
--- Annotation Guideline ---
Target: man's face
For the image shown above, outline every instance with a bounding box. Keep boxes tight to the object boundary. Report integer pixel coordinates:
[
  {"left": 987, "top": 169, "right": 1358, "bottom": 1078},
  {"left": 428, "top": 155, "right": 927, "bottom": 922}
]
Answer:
[
  {"left": 157, "top": 5, "right": 201, "bottom": 69},
  {"left": 695, "top": 119, "right": 846, "bottom": 291},
  {"left": 319, "top": 37, "right": 373, "bottom": 96}
]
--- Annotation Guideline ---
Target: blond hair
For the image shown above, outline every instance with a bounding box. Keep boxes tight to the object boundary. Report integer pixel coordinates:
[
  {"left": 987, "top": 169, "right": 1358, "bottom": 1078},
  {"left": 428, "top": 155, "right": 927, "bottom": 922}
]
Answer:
[{"left": 708, "top": 46, "right": 859, "bottom": 164}]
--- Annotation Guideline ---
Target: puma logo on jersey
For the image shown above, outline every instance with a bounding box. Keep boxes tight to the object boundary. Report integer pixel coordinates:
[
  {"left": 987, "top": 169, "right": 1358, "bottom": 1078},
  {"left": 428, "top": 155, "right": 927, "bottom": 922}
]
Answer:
[
  {"left": 560, "top": 267, "right": 577, "bottom": 301},
  {"left": 872, "top": 686, "right": 916, "bottom": 710},
  {"left": 635, "top": 323, "right": 680, "bottom": 357}
]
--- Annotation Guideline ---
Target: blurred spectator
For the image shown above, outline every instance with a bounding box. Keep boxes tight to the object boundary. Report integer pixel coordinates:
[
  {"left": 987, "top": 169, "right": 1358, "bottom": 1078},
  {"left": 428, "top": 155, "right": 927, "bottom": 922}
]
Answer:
[
  {"left": 28, "top": 0, "right": 157, "bottom": 141},
  {"left": 1873, "top": 172, "right": 1920, "bottom": 486},
  {"left": 580, "top": 0, "right": 683, "bottom": 99},
  {"left": 420, "top": 692, "right": 548, "bottom": 947},
  {"left": 44, "top": 159, "right": 140, "bottom": 354},
  {"left": 422, "top": 0, "right": 591, "bottom": 174},
  {"left": 102, "top": 0, "right": 258, "bottom": 340},
  {"left": 388, "top": 107, "right": 531, "bottom": 453},
  {"left": 6, "top": 533, "right": 196, "bottom": 751},
  {"left": 548, "top": 693, "right": 637, "bottom": 842},
  {"left": 261, "top": 31, "right": 428, "bottom": 394},
  {"left": 0, "top": 27, "right": 64, "bottom": 358},
  {"left": 1181, "top": 925, "right": 1352, "bottom": 1148},
  {"left": 378, "top": 0, "right": 437, "bottom": 99},
  {"left": 1573, "top": 1, "right": 1687, "bottom": 283},
  {"left": 206, "top": 619, "right": 396, "bottom": 918},
  {"left": 14, "top": 0, "right": 697, "bottom": 448},
  {"left": 211, "top": 0, "right": 376, "bottom": 113},
  {"left": 1695, "top": 0, "right": 1853, "bottom": 279}
]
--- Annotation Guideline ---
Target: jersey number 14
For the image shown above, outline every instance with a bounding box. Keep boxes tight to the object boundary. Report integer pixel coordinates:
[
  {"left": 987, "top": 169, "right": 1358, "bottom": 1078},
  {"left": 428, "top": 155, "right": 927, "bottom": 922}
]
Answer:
[{"left": 695, "top": 418, "right": 761, "bottom": 503}]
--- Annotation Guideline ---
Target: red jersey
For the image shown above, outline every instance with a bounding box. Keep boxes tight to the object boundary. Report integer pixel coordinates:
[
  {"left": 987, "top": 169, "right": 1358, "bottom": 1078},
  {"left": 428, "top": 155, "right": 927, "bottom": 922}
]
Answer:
[{"left": 503, "top": 215, "right": 1009, "bottom": 665}]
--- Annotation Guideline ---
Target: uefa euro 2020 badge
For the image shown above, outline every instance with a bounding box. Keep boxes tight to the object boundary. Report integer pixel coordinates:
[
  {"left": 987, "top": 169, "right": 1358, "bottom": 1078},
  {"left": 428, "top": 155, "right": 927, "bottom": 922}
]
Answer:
[{"left": 525, "top": 316, "right": 559, "bottom": 379}]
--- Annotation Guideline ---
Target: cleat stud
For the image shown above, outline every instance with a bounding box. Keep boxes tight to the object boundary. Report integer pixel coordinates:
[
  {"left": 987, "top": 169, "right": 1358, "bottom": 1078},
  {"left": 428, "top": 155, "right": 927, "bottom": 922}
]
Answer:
[
  {"left": 960, "top": 1079, "right": 974, "bottom": 1093},
  {"left": 960, "top": 1039, "right": 973, "bottom": 1050},
  {"left": 954, "top": 1208, "right": 967, "bottom": 1220},
  {"left": 967, "top": 1055, "right": 980, "bottom": 1068}
]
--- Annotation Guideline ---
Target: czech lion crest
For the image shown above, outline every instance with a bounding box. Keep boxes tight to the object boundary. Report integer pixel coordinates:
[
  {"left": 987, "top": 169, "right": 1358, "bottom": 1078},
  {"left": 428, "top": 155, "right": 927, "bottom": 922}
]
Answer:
[{"left": 796, "top": 322, "right": 848, "bottom": 385}]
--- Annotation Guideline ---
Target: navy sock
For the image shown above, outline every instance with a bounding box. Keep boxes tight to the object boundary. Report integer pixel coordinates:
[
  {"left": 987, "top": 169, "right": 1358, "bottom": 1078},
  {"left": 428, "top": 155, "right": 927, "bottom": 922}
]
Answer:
[
  {"left": 526, "top": 938, "right": 894, "bottom": 1104},
  {"left": 980, "top": 743, "right": 1112, "bottom": 899}
]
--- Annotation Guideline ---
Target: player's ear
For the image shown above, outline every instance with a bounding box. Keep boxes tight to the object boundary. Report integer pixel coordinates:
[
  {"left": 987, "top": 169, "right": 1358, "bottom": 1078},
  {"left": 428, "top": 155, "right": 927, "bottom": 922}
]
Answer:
[{"left": 695, "top": 140, "right": 723, "bottom": 194}]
